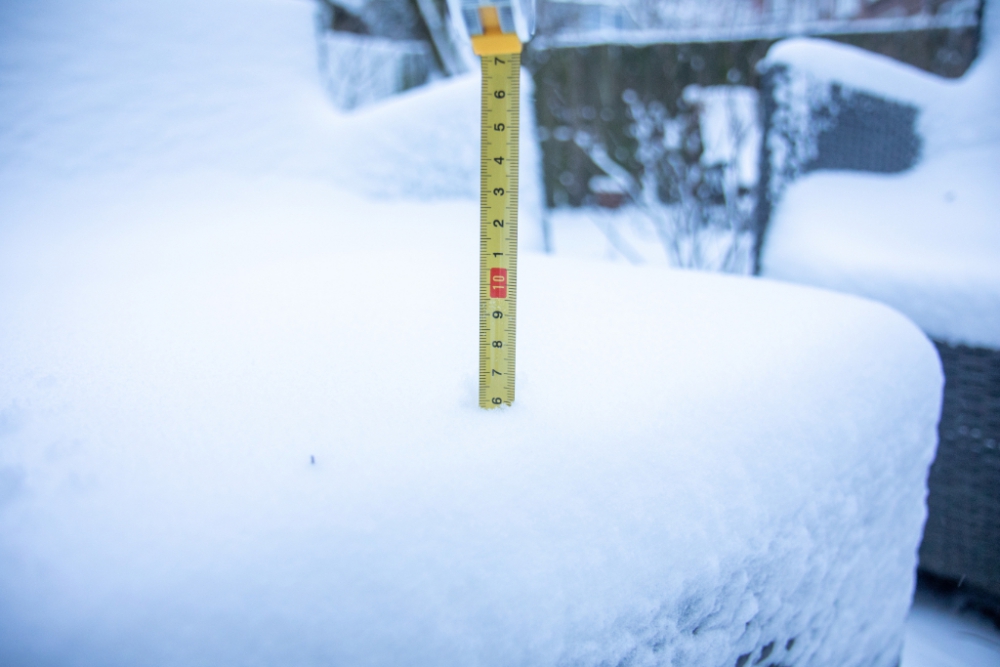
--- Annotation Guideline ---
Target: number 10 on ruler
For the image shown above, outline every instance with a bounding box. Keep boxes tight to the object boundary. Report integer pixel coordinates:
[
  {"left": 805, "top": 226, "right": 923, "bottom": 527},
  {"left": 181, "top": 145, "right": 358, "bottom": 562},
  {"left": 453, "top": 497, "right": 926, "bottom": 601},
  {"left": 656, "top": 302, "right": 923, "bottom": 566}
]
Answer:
[{"left": 479, "top": 53, "right": 519, "bottom": 409}]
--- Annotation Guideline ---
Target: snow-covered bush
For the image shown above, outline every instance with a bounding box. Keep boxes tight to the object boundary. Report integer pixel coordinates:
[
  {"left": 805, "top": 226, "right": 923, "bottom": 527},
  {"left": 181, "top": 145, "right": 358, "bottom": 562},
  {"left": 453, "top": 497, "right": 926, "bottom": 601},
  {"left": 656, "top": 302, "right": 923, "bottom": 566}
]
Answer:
[{"left": 573, "top": 85, "right": 759, "bottom": 272}]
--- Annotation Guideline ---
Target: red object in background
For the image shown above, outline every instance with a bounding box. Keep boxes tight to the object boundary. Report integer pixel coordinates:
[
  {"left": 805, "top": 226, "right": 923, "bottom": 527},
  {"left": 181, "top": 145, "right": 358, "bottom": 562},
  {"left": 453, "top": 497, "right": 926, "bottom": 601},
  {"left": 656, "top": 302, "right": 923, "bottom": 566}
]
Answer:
[
  {"left": 596, "top": 191, "right": 626, "bottom": 209},
  {"left": 489, "top": 267, "right": 507, "bottom": 299}
]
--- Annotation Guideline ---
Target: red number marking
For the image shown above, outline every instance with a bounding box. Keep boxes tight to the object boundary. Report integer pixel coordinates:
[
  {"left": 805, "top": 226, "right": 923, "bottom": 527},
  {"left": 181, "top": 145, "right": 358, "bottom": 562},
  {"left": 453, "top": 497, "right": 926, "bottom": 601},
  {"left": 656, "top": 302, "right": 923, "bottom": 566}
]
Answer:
[{"left": 489, "top": 267, "right": 507, "bottom": 299}]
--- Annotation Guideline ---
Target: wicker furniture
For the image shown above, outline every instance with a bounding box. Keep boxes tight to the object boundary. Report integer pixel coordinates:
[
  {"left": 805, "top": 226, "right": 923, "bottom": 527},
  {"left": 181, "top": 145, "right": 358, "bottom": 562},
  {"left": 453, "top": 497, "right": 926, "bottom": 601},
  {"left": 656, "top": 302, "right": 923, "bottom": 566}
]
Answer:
[
  {"left": 756, "top": 53, "right": 1000, "bottom": 609},
  {"left": 923, "top": 342, "right": 1000, "bottom": 599}
]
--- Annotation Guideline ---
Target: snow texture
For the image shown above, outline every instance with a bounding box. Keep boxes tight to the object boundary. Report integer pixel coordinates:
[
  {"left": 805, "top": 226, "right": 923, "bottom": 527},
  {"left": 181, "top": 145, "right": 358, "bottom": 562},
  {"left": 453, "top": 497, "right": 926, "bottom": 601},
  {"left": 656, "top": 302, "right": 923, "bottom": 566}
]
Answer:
[
  {"left": 0, "top": 0, "right": 944, "bottom": 665},
  {"left": 902, "top": 589, "right": 1000, "bottom": 667},
  {"left": 759, "top": 1, "right": 1000, "bottom": 348},
  {"left": 0, "top": 0, "right": 544, "bottom": 248}
]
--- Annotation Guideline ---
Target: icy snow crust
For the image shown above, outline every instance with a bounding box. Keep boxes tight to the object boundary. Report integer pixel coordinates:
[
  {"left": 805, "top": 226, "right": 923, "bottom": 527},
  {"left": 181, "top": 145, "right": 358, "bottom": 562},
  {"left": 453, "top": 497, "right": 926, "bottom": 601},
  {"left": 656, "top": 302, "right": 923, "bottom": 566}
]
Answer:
[
  {"left": 0, "top": 0, "right": 943, "bottom": 665},
  {"left": 759, "top": 4, "right": 1000, "bottom": 348}
]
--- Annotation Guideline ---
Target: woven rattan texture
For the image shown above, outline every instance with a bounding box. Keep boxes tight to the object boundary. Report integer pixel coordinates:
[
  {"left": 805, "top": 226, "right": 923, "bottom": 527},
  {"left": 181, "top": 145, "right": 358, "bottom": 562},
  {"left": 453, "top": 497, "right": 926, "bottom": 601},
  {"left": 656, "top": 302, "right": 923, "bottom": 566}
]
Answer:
[
  {"left": 920, "top": 342, "right": 1000, "bottom": 604},
  {"left": 810, "top": 86, "right": 921, "bottom": 173}
]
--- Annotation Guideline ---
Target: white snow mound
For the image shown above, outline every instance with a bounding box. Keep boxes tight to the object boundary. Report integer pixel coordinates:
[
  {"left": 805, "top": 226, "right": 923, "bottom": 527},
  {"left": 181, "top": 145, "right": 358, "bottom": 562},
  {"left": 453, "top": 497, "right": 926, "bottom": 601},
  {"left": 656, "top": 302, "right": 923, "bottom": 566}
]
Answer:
[{"left": 0, "top": 174, "right": 943, "bottom": 666}]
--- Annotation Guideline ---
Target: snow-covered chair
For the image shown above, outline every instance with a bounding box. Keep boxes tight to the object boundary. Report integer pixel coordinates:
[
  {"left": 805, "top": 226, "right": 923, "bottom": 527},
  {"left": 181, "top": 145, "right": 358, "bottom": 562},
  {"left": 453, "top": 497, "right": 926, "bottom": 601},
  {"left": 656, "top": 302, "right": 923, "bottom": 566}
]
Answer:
[{"left": 757, "top": 4, "right": 1000, "bottom": 608}]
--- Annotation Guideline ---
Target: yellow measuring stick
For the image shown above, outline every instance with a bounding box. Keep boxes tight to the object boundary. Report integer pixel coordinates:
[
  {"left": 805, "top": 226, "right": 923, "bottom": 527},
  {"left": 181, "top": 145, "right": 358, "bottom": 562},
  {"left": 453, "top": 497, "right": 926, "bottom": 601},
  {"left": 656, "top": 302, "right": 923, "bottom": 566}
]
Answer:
[{"left": 474, "top": 7, "right": 521, "bottom": 409}]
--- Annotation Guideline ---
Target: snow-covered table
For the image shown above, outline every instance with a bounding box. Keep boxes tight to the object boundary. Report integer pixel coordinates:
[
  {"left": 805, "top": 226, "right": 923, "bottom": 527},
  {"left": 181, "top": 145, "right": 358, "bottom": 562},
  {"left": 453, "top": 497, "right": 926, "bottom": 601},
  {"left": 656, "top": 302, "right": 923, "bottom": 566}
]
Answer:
[{"left": 0, "top": 176, "right": 943, "bottom": 667}]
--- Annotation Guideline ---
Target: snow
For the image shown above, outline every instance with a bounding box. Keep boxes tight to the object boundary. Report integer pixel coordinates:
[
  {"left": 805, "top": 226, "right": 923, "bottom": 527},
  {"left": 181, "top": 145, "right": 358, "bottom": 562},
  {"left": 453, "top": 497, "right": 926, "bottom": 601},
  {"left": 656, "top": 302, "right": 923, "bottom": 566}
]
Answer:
[
  {"left": 0, "top": 177, "right": 945, "bottom": 665},
  {"left": 0, "top": 0, "right": 543, "bottom": 244},
  {"left": 903, "top": 590, "right": 1000, "bottom": 667},
  {"left": 682, "top": 85, "right": 761, "bottom": 188},
  {"left": 759, "top": 1, "right": 1000, "bottom": 348},
  {"left": 761, "top": 146, "right": 1000, "bottom": 348},
  {"left": 0, "top": 0, "right": 947, "bottom": 665}
]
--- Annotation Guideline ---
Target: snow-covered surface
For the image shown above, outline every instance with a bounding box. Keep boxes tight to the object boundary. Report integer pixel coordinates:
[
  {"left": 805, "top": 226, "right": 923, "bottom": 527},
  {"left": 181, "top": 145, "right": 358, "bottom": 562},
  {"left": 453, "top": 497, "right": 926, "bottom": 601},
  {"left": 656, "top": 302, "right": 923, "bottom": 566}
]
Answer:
[
  {"left": 545, "top": 206, "right": 670, "bottom": 264},
  {"left": 0, "top": 0, "right": 946, "bottom": 665},
  {"left": 0, "top": 181, "right": 944, "bottom": 664},
  {"left": 903, "top": 591, "right": 1000, "bottom": 667},
  {"left": 0, "top": 0, "right": 543, "bottom": 246},
  {"left": 759, "top": 2, "right": 1000, "bottom": 348},
  {"left": 761, "top": 146, "right": 1000, "bottom": 348},
  {"left": 544, "top": 205, "right": 752, "bottom": 270}
]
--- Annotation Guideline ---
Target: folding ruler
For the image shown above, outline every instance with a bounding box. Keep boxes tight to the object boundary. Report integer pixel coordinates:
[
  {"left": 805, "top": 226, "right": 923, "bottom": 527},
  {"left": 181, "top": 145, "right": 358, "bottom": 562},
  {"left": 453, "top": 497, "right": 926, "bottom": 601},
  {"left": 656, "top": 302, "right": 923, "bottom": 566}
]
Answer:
[{"left": 462, "top": 0, "right": 535, "bottom": 408}]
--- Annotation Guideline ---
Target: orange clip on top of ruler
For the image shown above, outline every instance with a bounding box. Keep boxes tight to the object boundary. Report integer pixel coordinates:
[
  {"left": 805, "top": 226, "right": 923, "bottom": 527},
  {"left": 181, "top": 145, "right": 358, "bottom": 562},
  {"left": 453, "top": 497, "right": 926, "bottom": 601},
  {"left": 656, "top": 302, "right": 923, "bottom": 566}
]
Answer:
[{"left": 470, "top": 6, "right": 522, "bottom": 55}]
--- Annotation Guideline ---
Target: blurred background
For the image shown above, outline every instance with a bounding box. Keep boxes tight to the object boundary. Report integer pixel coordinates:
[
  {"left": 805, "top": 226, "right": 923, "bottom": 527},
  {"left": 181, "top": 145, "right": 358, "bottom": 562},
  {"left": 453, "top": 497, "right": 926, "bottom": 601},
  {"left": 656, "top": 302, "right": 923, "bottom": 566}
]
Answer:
[{"left": 314, "top": 0, "right": 983, "bottom": 271}]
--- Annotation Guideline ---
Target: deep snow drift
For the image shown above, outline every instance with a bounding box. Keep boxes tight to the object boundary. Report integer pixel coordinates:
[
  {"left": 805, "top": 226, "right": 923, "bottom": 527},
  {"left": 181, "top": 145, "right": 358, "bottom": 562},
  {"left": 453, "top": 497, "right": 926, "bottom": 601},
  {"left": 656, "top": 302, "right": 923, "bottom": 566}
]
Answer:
[
  {"left": 758, "top": 3, "right": 1000, "bottom": 349},
  {"left": 0, "top": 1, "right": 944, "bottom": 665}
]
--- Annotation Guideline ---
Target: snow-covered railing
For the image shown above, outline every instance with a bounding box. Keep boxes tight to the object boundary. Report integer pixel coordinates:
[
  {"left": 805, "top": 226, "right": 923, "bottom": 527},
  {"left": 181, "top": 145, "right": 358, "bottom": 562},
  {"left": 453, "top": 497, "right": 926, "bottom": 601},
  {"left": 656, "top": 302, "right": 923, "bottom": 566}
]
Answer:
[
  {"left": 314, "top": 0, "right": 470, "bottom": 111},
  {"left": 318, "top": 32, "right": 439, "bottom": 110},
  {"left": 534, "top": 0, "right": 981, "bottom": 49}
]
